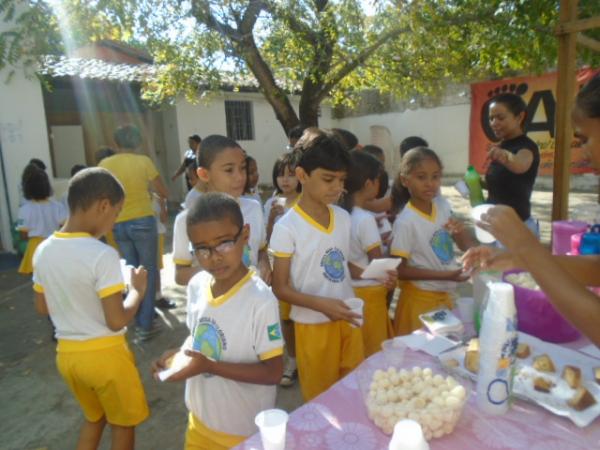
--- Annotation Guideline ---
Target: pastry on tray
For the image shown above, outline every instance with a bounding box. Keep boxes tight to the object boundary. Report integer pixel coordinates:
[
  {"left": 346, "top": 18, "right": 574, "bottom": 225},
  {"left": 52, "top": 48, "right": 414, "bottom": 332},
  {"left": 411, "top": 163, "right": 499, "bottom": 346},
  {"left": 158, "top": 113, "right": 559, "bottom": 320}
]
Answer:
[
  {"left": 444, "top": 358, "right": 459, "bottom": 369},
  {"left": 533, "top": 377, "right": 554, "bottom": 393},
  {"left": 568, "top": 387, "right": 597, "bottom": 411},
  {"left": 533, "top": 354, "right": 556, "bottom": 373},
  {"left": 516, "top": 343, "right": 531, "bottom": 359},
  {"left": 562, "top": 365, "right": 582, "bottom": 389},
  {"left": 465, "top": 338, "right": 480, "bottom": 374},
  {"left": 595, "top": 367, "right": 600, "bottom": 385}
]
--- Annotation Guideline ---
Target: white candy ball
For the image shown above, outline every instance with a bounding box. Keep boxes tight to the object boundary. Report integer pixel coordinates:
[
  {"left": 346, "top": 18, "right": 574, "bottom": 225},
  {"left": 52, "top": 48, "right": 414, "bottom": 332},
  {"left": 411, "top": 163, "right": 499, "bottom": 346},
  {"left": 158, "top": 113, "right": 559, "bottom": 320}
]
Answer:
[
  {"left": 433, "top": 429, "right": 444, "bottom": 438},
  {"left": 412, "top": 366, "right": 423, "bottom": 377},
  {"left": 373, "top": 369, "right": 385, "bottom": 380},
  {"left": 433, "top": 374, "right": 445, "bottom": 385},
  {"left": 450, "top": 385, "right": 467, "bottom": 400}
]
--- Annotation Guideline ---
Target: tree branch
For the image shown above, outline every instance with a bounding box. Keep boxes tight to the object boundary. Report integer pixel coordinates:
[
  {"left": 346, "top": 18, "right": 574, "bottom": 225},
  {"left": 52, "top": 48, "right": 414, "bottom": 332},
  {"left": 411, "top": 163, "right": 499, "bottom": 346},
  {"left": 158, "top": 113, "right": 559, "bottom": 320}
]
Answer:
[
  {"left": 190, "top": 0, "right": 243, "bottom": 42},
  {"left": 320, "top": 26, "right": 408, "bottom": 98},
  {"left": 262, "top": 1, "right": 318, "bottom": 45},
  {"left": 240, "top": 0, "right": 265, "bottom": 34}
]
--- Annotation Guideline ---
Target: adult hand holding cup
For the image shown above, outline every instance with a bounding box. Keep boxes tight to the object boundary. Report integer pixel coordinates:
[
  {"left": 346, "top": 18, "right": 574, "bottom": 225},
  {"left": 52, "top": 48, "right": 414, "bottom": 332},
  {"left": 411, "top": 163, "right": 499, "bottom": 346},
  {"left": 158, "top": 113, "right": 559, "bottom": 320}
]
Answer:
[{"left": 255, "top": 409, "right": 288, "bottom": 450}]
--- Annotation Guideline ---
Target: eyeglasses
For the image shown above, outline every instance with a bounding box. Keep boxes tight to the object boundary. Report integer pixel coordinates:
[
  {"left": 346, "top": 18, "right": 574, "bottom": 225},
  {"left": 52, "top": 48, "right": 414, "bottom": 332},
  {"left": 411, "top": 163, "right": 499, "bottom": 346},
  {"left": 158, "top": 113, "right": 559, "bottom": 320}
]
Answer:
[{"left": 192, "top": 228, "right": 243, "bottom": 259}]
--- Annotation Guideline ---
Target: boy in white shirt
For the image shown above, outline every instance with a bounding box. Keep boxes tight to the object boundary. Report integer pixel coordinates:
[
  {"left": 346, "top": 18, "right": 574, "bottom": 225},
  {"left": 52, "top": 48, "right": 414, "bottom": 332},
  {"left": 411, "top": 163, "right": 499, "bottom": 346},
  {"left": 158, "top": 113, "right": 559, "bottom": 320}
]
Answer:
[
  {"left": 172, "top": 135, "right": 269, "bottom": 286},
  {"left": 153, "top": 193, "right": 283, "bottom": 449},
  {"left": 32, "top": 168, "right": 149, "bottom": 450},
  {"left": 271, "top": 130, "right": 365, "bottom": 401}
]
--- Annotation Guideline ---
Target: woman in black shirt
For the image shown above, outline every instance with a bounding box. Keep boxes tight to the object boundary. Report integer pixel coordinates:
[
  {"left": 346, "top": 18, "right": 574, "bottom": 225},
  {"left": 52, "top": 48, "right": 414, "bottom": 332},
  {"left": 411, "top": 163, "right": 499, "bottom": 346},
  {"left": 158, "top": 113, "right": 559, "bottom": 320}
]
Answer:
[{"left": 485, "top": 93, "right": 540, "bottom": 237}]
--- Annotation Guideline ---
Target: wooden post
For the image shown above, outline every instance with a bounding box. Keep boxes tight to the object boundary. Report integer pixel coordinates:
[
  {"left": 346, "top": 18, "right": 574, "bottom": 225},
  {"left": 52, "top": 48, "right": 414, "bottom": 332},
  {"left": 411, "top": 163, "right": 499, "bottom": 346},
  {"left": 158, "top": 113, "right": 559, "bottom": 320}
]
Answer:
[{"left": 552, "top": 0, "right": 579, "bottom": 221}]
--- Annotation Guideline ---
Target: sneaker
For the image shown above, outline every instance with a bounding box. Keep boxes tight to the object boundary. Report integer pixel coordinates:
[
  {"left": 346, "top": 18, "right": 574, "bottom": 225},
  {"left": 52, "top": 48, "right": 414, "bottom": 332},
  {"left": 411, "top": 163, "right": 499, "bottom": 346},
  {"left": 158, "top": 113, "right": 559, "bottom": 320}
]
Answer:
[
  {"left": 156, "top": 298, "right": 177, "bottom": 310},
  {"left": 279, "top": 364, "right": 297, "bottom": 387}
]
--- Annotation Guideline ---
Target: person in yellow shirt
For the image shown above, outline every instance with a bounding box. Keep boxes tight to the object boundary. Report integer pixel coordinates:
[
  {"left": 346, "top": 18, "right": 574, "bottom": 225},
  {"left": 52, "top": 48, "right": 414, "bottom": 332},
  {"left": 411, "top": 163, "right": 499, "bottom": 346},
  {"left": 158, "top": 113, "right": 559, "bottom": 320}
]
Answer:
[{"left": 99, "top": 124, "right": 169, "bottom": 341}]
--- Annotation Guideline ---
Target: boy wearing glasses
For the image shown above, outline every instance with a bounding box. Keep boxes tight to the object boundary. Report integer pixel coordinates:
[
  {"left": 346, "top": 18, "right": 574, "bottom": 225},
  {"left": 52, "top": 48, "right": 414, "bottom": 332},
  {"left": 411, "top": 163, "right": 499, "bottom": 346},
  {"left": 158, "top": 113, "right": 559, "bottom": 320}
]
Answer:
[{"left": 153, "top": 193, "right": 283, "bottom": 450}]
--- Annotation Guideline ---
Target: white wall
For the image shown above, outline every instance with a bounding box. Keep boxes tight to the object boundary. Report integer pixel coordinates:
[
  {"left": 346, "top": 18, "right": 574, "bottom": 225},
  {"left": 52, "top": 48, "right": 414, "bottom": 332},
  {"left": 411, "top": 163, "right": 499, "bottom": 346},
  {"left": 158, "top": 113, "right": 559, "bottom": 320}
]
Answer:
[
  {"left": 174, "top": 92, "right": 333, "bottom": 193},
  {"left": 332, "top": 103, "right": 471, "bottom": 175},
  {"left": 0, "top": 72, "right": 52, "bottom": 252}
]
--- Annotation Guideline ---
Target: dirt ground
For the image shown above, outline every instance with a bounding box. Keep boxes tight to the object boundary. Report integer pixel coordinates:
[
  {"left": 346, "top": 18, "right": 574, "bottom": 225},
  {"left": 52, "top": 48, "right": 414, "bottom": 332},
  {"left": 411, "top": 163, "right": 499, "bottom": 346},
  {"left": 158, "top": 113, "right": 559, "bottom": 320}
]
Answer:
[{"left": 0, "top": 186, "right": 597, "bottom": 450}]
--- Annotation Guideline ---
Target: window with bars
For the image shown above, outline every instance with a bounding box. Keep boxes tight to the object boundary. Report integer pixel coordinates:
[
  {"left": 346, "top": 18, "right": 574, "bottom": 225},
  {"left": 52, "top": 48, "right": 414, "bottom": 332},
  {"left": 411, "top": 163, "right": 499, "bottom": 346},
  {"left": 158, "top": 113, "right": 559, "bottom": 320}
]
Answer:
[{"left": 225, "top": 100, "right": 254, "bottom": 141}]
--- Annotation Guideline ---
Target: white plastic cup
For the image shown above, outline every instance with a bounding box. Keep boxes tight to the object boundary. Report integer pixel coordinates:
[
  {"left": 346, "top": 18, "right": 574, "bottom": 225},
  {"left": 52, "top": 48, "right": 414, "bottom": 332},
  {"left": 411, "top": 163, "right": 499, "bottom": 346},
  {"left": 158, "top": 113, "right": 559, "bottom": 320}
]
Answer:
[
  {"left": 456, "top": 297, "right": 475, "bottom": 323},
  {"left": 345, "top": 297, "right": 364, "bottom": 328},
  {"left": 454, "top": 180, "right": 470, "bottom": 199},
  {"left": 274, "top": 197, "right": 287, "bottom": 208},
  {"left": 254, "top": 409, "right": 288, "bottom": 450},
  {"left": 471, "top": 204, "right": 496, "bottom": 244},
  {"left": 388, "top": 419, "right": 430, "bottom": 450},
  {"left": 381, "top": 338, "right": 407, "bottom": 368}
]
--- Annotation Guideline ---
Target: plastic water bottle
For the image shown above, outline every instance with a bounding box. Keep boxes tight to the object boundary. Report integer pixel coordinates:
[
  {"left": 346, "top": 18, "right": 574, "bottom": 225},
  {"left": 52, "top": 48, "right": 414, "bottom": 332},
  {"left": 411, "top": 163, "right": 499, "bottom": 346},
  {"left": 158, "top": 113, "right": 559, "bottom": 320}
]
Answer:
[
  {"left": 476, "top": 282, "right": 517, "bottom": 415},
  {"left": 464, "top": 165, "right": 484, "bottom": 207}
]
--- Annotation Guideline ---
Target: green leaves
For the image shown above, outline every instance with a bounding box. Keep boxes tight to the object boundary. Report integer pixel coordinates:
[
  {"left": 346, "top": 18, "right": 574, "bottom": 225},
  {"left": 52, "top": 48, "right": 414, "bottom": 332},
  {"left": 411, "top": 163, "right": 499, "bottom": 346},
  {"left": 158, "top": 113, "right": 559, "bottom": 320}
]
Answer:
[{"left": 2, "top": 0, "right": 599, "bottom": 130}]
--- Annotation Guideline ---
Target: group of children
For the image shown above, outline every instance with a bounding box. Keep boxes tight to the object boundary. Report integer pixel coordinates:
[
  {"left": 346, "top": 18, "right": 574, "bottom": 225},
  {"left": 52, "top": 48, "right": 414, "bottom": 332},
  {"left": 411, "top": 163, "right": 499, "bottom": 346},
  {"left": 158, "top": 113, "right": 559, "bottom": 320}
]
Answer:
[{"left": 30, "top": 126, "right": 476, "bottom": 449}]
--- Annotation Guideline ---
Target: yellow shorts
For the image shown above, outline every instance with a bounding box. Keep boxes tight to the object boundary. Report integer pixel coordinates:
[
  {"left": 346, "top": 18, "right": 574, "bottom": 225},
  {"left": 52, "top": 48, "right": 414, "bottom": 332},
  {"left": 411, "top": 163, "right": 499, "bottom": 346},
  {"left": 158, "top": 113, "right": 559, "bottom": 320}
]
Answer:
[
  {"left": 158, "top": 234, "right": 165, "bottom": 270},
  {"left": 56, "top": 335, "right": 149, "bottom": 427},
  {"left": 295, "top": 321, "right": 364, "bottom": 401},
  {"left": 354, "top": 285, "right": 394, "bottom": 357},
  {"left": 393, "top": 282, "right": 452, "bottom": 336},
  {"left": 18, "top": 236, "right": 44, "bottom": 274},
  {"left": 279, "top": 300, "right": 291, "bottom": 321},
  {"left": 185, "top": 413, "right": 246, "bottom": 450}
]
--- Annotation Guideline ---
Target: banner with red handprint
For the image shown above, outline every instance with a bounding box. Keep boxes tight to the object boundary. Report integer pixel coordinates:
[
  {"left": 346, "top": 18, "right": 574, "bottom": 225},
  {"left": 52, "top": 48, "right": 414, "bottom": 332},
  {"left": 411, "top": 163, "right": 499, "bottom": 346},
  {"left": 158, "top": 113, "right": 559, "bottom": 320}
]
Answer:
[{"left": 469, "top": 68, "right": 599, "bottom": 176}]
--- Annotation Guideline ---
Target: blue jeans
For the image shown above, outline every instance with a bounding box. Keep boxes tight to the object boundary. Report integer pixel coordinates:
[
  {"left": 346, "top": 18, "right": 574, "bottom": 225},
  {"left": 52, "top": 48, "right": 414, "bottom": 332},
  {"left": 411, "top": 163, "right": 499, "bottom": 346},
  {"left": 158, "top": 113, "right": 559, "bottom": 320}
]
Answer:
[{"left": 113, "top": 216, "right": 157, "bottom": 331}]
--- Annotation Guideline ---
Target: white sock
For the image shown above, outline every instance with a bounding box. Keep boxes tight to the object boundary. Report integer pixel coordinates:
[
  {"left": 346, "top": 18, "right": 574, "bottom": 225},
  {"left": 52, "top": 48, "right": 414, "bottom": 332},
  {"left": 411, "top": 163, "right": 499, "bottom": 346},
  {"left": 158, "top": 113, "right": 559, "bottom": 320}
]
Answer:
[{"left": 287, "top": 356, "right": 297, "bottom": 371}]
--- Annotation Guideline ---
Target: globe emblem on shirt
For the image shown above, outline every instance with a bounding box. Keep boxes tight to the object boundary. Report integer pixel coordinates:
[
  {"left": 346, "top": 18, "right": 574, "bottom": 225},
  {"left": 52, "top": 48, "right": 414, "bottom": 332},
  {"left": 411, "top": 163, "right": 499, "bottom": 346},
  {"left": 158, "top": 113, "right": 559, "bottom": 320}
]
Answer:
[
  {"left": 320, "top": 247, "right": 346, "bottom": 283},
  {"left": 430, "top": 229, "right": 454, "bottom": 264},
  {"left": 192, "top": 322, "right": 224, "bottom": 361}
]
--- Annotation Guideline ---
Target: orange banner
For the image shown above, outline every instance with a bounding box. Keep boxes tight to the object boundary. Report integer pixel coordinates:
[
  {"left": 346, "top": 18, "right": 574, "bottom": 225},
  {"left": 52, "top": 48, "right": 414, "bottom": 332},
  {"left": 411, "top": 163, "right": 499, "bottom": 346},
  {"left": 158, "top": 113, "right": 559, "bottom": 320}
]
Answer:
[{"left": 469, "top": 68, "right": 599, "bottom": 176}]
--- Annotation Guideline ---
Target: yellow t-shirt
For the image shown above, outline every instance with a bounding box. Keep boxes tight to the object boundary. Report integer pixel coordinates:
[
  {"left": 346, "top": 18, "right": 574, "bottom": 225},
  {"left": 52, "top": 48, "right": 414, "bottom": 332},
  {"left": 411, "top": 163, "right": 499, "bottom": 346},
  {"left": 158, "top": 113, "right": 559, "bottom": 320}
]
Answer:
[{"left": 100, "top": 153, "right": 159, "bottom": 222}]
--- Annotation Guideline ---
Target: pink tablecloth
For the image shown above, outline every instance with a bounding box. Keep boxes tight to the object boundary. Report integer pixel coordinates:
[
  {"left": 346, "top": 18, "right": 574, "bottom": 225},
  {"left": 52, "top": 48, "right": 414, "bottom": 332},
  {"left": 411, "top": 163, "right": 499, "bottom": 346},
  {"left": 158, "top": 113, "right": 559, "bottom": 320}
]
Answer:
[{"left": 237, "top": 346, "right": 600, "bottom": 450}]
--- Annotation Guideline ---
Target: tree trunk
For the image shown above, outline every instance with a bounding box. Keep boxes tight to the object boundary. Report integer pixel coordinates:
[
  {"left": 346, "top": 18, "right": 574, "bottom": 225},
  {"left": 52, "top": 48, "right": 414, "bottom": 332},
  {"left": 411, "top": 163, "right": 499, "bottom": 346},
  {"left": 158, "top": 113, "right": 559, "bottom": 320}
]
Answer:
[
  {"left": 238, "top": 39, "right": 300, "bottom": 135},
  {"left": 298, "top": 93, "right": 320, "bottom": 127}
]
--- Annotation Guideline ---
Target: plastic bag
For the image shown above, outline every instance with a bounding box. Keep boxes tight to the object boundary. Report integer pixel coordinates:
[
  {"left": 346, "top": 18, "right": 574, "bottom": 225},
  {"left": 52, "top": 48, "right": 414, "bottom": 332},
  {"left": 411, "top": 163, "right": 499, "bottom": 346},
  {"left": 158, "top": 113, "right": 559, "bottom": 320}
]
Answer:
[{"left": 503, "top": 270, "right": 580, "bottom": 343}]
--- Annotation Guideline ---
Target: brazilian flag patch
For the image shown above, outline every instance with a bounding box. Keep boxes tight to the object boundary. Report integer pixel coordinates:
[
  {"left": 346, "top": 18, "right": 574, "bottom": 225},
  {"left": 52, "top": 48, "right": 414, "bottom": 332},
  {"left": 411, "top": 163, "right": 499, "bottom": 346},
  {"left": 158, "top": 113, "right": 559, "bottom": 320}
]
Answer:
[{"left": 267, "top": 323, "right": 282, "bottom": 341}]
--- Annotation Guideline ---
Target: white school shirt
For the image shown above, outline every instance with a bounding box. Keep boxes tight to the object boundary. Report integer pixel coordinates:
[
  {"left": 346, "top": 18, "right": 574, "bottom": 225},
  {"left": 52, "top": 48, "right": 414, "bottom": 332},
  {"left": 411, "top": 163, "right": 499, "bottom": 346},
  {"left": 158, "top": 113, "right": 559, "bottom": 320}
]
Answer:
[
  {"left": 17, "top": 200, "right": 67, "bottom": 238},
  {"left": 390, "top": 196, "right": 457, "bottom": 292},
  {"left": 185, "top": 270, "right": 283, "bottom": 436},
  {"left": 184, "top": 187, "right": 203, "bottom": 210},
  {"left": 32, "top": 232, "right": 126, "bottom": 340},
  {"left": 172, "top": 198, "right": 266, "bottom": 268},
  {"left": 349, "top": 207, "right": 383, "bottom": 288},
  {"left": 270, "top": 204, "right": 355, "bottom": 324}
]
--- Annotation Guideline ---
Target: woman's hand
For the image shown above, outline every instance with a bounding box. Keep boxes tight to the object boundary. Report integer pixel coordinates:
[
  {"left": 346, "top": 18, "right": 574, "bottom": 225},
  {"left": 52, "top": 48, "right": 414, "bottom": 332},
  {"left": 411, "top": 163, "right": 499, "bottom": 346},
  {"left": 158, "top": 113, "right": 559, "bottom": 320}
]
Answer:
[
  {"left": 487, "top": 145, "right": 511, "bottom": 165},
  {"left": 478, "top": 205, "right": 536, "bottom": 251},
  {"left": 445, "top": 268, "right": 470, "bottom": 283},
  {"left": 461, "top": 246, "right": 518, "bottom": 273}
]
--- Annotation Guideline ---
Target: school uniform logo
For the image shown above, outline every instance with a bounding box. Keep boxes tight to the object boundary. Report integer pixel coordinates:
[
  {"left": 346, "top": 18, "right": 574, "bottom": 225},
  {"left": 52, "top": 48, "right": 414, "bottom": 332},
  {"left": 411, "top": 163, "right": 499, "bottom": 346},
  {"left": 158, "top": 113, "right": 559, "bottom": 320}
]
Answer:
[
  {"left": 430, "top": 229, "right": 454, "bottom": 264},
  {"left": 320, "top": 247, "right": 346, "bottom": 283},
  {"left": 193, "top": 317, "right": 227, "bottom": 362},
  {"left": 267, "top": 323, "right": 282, "bottom": 341}
]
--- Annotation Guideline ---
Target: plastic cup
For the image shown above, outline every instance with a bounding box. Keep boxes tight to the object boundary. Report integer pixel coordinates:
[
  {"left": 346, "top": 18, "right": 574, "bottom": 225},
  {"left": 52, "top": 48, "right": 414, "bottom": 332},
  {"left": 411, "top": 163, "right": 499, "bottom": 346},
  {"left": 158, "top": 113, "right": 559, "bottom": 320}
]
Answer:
[
  {"left": 456, "top": 297, "right": 475, "bottom": 323},
  {"left": 388, "top": 419, "right": 430, "bottom": 450},
  {"left": 381, "top": 338, "right": 407, "bottom": 368},
  {"left": 345, "top": 297, "right": 364, "bottom": 328},
  {"left": 274, "top": 197, "right": 286, "bottom": 208},
  {"left": 471, "top": 204, "right": 496, "bottom": 244},
  {"left": 120, "top": 259, "right": 133, "bottom": 286},
  {"left": 254, "top": 409, "right": 288, "bottom": 450},
  {"left": 454, "top": 180, "right": 470, "bottom": 199}
]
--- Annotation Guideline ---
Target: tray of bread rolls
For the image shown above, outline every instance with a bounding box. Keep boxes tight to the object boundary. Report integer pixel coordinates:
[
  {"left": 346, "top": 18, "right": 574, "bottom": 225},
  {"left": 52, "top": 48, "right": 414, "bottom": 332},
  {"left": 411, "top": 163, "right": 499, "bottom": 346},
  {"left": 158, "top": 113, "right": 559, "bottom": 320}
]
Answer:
[{"left": 438, "top": 332, "right": 600, "bottom": 427}]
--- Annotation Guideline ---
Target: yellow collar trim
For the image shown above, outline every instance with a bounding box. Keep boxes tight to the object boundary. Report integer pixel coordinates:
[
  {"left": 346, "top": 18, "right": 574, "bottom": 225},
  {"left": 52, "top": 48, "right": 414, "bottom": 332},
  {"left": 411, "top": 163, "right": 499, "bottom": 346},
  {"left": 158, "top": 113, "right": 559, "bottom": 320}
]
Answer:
[
  {"left": 293, "top": 204, "right": 334, "bottom": 234},
  {"left": 407, "top": 201, "right": 437, "bottom": 222},
  {"left": 207, "top": 270, "right": 253, "bottom": 306},
  {"left": 54, "top": 231, "right": 93, "bottom": 239}
]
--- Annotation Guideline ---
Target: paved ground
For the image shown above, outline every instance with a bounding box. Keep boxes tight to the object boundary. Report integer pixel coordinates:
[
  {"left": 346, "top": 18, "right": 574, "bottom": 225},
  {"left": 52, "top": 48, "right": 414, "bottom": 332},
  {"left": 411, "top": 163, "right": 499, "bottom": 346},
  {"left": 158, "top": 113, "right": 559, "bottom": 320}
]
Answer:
[{"left": 0, "top": 186, "right": 597, "bottom": 450}]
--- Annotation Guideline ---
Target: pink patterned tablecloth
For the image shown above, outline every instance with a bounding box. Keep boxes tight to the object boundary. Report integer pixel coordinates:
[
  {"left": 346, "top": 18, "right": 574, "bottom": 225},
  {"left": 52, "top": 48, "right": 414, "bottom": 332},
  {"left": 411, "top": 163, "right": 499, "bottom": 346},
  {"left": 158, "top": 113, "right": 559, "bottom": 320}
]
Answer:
[{"left": 236, "top": 344, "right": 600, "bottom": 450}]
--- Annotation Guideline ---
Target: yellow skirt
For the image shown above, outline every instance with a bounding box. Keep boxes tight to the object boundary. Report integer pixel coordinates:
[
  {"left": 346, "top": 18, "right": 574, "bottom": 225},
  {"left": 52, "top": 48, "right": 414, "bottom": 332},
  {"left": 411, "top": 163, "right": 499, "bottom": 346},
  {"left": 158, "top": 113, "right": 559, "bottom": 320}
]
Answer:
[
  {"left": 353, "top": 285, "right": 394, "bottom": 357},
  {"left": 393, "top": 282, "right": 452, "bottom": 336},
  {"left": 18, "top": 236, "right": 44, "bottom": 274}
]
